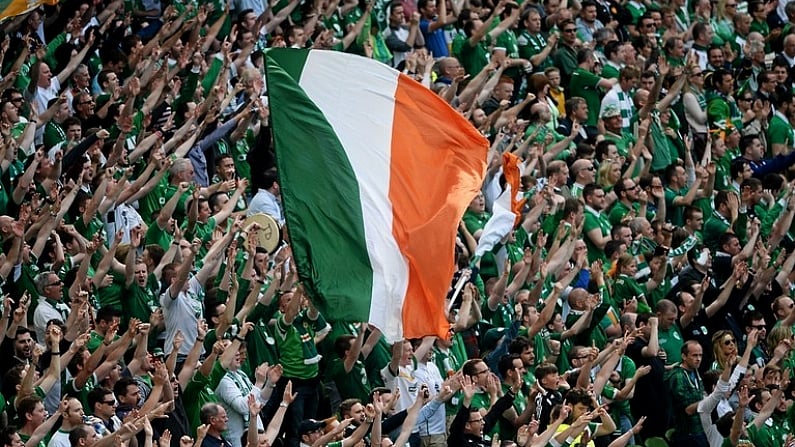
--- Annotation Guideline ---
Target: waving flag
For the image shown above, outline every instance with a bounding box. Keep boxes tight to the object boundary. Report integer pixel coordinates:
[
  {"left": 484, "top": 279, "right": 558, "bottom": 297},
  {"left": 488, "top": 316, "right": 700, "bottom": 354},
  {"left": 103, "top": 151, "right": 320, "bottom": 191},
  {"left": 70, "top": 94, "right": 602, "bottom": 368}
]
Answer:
[{"left": 265, "top": 49, "right": 488, "bottom": 341}]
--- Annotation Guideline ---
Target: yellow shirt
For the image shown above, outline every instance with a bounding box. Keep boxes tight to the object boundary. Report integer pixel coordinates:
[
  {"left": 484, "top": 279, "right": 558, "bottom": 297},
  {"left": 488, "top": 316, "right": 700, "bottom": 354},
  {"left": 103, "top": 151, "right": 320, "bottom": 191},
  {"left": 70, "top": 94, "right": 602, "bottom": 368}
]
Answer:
[{"left": 549, "top": 88, "right": 567, "bottom": 118}]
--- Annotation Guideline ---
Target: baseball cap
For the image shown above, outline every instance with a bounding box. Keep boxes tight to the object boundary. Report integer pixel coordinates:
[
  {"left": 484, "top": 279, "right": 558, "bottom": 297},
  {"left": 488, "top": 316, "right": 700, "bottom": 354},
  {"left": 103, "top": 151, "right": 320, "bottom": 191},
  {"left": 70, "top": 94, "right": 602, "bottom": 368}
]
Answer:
[{"left": 298, "top": 419, "right": 326, "bottom": 435}]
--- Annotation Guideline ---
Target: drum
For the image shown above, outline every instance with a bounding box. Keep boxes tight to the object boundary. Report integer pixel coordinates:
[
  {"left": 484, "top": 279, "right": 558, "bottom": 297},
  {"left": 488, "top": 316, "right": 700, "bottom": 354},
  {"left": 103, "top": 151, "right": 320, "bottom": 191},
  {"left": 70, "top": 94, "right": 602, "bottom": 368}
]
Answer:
[{"left": 242, "top": 213, "right": 282, "bottom": 253}]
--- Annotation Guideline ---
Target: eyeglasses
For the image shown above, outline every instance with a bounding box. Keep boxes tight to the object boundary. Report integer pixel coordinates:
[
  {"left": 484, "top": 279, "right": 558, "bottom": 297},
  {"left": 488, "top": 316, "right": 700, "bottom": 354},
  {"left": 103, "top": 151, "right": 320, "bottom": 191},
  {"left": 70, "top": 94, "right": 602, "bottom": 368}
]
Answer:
[
  {"left": 102, "top": 400, "right": 116, "bottom": 405},
  {"left": 10, "top": 97, "right": 23, "bottom": 103},
  {"left": 48, "top": 280, "right": 63, "bottom": 287},
  {"left": 79, "top": 99, "right": 94, "bottom": 105},
  {"left": 473, "top": 369, "right": 490, "bottom": 376},
  {"left": 573, "top": 355, "right": 590, "bottom": 360},
  {"left": 468, "top": 418, "right": 484, "bottom": 424},
  {"left": 691, "top": 72, "right": 703, "bottom": 77},
  {"left": 723, "top": 338, "right": 736, "bottom": 346},
  {"left": 642, "top": 22, "right": 656, "bottom": 28},
  {"left": 726, "top": 3, "right": 737, "bottom": 6},
  {"left": 563, "top": 28, "right": 577, "bottom": 33}
]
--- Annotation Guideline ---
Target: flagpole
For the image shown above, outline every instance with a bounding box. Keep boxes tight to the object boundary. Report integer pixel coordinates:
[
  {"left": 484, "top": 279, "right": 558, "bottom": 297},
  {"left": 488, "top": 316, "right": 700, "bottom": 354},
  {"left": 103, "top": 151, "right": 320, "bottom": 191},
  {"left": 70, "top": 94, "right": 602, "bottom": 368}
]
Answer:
[{"left": 447, "top": 268, "right": 472, "bottom": 313}]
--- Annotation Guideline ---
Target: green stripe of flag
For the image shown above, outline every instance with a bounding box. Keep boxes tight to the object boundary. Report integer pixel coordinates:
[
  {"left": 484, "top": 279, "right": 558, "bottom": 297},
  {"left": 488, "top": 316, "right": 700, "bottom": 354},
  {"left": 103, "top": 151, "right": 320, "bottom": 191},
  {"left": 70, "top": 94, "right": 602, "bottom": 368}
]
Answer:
[{"left": 265, "top": 49, "right": 374, "bottom": 322}]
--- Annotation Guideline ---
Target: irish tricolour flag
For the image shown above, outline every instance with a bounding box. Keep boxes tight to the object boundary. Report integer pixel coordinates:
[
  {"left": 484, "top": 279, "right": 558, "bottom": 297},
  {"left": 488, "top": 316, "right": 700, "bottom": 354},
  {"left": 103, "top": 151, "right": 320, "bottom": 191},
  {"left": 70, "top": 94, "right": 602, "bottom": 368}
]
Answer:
[{"left": 265, "top": 49, "right": 488, "bottom": 342}]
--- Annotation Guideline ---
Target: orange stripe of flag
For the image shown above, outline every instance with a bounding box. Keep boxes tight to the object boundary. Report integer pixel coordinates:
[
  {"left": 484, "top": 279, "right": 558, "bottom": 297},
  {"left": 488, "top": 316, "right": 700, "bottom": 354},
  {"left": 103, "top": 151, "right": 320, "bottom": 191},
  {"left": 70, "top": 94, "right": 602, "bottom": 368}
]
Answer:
[
  {"left": 389, "top": 74, "right": 488, "bottom": 340},
  {"left": 502, "top": 152, "right": 526, "bottom": 227}
]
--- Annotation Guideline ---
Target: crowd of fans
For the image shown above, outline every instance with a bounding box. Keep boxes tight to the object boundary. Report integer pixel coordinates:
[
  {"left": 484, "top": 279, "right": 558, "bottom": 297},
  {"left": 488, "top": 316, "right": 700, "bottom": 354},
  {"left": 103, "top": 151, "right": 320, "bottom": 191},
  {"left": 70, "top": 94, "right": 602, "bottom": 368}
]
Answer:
[{"left": 0, "top": 0, "right": 793, "bottom": 445}]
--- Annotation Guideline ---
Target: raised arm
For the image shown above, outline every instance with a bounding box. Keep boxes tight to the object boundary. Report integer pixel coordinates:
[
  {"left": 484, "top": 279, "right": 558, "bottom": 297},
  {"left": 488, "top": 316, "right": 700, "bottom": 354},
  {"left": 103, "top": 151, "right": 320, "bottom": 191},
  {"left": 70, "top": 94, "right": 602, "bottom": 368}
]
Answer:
[{"left": 55, "top": 32, "right": 95, "bottom": 86}]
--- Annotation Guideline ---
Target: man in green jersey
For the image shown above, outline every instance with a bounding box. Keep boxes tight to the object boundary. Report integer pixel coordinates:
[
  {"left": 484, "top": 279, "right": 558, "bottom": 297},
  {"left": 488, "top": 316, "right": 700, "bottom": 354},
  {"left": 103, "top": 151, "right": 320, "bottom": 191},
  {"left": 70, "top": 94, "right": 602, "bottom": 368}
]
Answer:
[
  {"left": 518, "top": 9, "right": 558, "bottom": 72},
  {"left": 269, "top": 286, "right": 325, "bottom": 445},
  {"left": 768, "top": 90, "right": 795, "bottom": 157},
  {"left": 569, "top": 48, "right": 616, "bottom": 127},
  {"left": 17, "top": 396, "right": 63, "bottom": 447}
]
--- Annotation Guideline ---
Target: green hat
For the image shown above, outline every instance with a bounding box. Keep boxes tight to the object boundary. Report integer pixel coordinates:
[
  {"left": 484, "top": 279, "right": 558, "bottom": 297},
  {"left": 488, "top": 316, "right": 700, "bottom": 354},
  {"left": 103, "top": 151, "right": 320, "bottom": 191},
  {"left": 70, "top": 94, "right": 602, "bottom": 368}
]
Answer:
[{"left": 481, "top": 327, "right": 506, "bottom": 353}]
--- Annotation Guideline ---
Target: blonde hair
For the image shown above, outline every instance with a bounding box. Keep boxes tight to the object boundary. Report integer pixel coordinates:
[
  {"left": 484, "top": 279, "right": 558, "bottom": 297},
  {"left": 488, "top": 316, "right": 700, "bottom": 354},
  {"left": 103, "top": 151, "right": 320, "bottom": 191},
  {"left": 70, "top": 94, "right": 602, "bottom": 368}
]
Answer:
[
  {"left": 597, "top": 160, "right": 621, "bottom": 189},
  {"left": 767, "top": 325, "right": 792, "bottom": 355},
  {"left": 711, "top": 330, "right": 736, "bottom": 371}
]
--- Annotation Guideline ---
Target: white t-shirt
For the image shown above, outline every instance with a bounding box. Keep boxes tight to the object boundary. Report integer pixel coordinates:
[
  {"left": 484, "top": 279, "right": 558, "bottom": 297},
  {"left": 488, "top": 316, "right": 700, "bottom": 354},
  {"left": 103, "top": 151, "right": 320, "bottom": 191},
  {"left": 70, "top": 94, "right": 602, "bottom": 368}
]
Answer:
[
  {"left": 381, "top": 362, "right": 418, "bottom": 413},
  {"left": 160, "top": 276, "right": 204, "bottom": 356}
]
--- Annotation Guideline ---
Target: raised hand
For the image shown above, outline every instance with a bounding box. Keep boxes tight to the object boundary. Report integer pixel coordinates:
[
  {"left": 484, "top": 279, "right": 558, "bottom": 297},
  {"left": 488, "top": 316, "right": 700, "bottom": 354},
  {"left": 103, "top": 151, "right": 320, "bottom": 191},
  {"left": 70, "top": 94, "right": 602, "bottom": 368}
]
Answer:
[
  {"left": 460, "top": 374, "right": 476, "bottom": 401},
  {"left": 281, "top": 380, "right": 296, "bottom": 404},
  {"left": 248, "top": 393, "right": 263, "bottom": 414}
]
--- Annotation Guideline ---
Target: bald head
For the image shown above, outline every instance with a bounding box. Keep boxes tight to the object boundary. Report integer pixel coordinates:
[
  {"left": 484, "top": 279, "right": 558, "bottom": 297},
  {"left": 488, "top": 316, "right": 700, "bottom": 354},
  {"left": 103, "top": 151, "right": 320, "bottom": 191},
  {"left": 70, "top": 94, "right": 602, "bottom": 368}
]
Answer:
[
  {"left": 439, "top": 58, "right": 461, "bottom": 76},
  {"left": 572, "top": 159, "right": 595, "bottom": 182},
  {"left": 785, "top": 34, "right": 795, "bottom": 57},
  {"left": 568, "top": 288, "right": 589, "bottom": 310}
]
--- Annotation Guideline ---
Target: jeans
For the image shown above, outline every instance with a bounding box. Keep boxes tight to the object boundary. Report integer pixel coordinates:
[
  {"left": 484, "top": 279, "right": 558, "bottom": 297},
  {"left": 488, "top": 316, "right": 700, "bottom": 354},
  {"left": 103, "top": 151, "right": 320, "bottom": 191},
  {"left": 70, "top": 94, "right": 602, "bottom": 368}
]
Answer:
[{"left": 618, "top": 414, "right": 635, "bottom": 446}]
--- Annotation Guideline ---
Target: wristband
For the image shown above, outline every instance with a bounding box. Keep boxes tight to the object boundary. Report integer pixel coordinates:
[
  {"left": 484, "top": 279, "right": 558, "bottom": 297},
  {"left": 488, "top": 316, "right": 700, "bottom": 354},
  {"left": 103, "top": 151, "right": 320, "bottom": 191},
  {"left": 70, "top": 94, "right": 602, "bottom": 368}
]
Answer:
[
  {"left": 279, "top": 402, "right": 289, "bottom": 408},
  {"left": 234, "top": 335, "right": 245, "bottom": 342},
  {"left": 196, "top": 337, "right": 205, "bottom": 342},
  {"left": 364, "top": 417, "right": 374, "bottom": 424}
]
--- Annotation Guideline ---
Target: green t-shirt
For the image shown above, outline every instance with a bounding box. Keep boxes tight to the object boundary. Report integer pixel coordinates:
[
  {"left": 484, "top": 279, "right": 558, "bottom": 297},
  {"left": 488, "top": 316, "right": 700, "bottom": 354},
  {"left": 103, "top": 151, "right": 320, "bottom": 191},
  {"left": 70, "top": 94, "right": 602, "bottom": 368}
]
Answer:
[
  {"left": 583, "top": 206, "right": 611, "bottom": 263},
  {"left": 184, "top": 361, "right": 228, "bottom": 431},
  {"left": 327, "top": 357, "right": 371, "bottom": 403},
  {"left": 768, "top": 112, "right": 794, "bottom": 151},
  {"left": 608, "top": 201, "right": 654, "bottom": 226},
  {"left": 747, "top": 412, "right": 792, "bottom": 447},
  {"left": 43, "top": 122, "right": 66, "bottom": 151},
  {"left": 145, "top": 222, "right": 173, "bottom": 251},
  {"left": 244, "top": 302, "right": 280, "bottom": 368},
  {"left": 612, "top": 274, "right": 651, "bottom": 313},
  {"left": 608, "top": 355, "right": 636, "bottom": 419},
  {"left": 600, "top": 62, "right": 620, "bottom": 79},
  {"left": 140, "top": 179, "right": 190, "bottom": 225},
  {"left": 569, "top": 67, "right": 603, "bottom": 127},
  {"left": 603, "top": 131, "right": 635, "bottom": 159},
  {"left": 96, "top": 270, "right": 126, "bottom": 311},
  {"left": 664, "top": 186, "right": 689, "bottom": 227},
  {"left": 657, "top": 324, "right": 684, "bottom": 364},
  {"left": 86, "top": 330, "right": 119, "bottom": 353},
  {"left": 274, "top": 311, "right": 321, "bottom": 379},
  {"left": 517, "top": 31, "right": 552, "bottom": 72},
  {"left": 703, "top": 210, "right": 731, "bottom": 253},
  {"left": 123, "top": 275, "right": 160, "bottom": 327},
  {"left": 459, "top": 35, "right": 492, "bottom": 76},
  {"left": 649, "top": 116, "right": 677, "bottom": 172},
  {"left": 64, "top": 373, "right": 98, "bottom": 411},
  {"left": 19, "top": 432, "right": 46, "bottom": 447}
]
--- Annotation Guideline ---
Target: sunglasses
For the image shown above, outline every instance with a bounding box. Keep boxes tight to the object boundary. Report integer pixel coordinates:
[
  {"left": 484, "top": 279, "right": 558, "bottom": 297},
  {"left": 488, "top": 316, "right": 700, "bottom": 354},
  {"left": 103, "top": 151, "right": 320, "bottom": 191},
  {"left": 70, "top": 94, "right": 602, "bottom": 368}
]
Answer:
[{"left": 723, "top": 338, "right": 736, "bottom": 346}]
